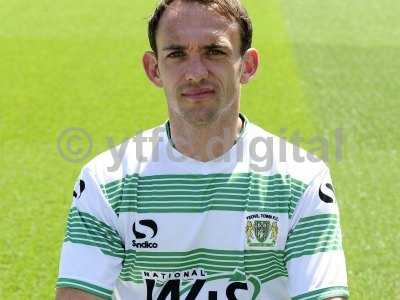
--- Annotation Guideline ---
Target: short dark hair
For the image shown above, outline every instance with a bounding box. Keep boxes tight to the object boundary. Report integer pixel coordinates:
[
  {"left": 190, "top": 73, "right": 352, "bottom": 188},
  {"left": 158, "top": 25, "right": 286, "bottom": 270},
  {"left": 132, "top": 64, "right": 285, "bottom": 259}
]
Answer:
[{"left": 148, "top": 0, "right": 253, "bottom": 56}]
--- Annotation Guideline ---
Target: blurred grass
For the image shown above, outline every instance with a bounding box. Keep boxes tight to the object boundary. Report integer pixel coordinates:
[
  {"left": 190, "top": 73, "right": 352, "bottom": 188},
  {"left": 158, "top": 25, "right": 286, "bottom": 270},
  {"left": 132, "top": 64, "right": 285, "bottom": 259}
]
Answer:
[
  {"left": 0, "top": 0, "right": 398, "bottom": 299},
  {"left": 281, "top": 1, "right": 400, "bottom": 298}
]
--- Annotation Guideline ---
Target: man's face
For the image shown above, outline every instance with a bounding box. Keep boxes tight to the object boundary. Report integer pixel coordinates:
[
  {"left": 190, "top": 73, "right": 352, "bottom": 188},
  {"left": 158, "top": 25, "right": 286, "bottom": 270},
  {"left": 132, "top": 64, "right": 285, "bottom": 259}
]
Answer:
[{"left": 153, "top": 1, "right": 246, "bottom": 126}]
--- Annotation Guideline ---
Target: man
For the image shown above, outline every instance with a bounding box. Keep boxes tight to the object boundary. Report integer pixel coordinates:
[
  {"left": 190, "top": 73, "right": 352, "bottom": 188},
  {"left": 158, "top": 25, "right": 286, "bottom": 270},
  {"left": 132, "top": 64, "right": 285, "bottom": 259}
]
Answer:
[{"left": 56, "top": 0, "right": 349, "bottom": 299}]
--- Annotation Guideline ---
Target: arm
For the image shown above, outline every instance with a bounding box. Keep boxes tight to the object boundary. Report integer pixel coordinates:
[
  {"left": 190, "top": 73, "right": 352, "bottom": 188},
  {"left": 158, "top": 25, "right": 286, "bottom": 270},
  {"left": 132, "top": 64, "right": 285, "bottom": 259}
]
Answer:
[
  {"left": 286, "top": 162, "right": 349, "bottom": 300},
  {"left": 56, "top": 288, "right": 103, "bottom": 300},
  {"left": 56, "top": 167, "right": 124, "bottom": 300}
]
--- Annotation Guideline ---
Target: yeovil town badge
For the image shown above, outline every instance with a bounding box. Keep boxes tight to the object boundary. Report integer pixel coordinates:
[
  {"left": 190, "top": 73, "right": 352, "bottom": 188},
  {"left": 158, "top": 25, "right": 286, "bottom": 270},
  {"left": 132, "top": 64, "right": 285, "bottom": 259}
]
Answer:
[{"left": 246, "top": 213, "right": 279, "bottom": 248}]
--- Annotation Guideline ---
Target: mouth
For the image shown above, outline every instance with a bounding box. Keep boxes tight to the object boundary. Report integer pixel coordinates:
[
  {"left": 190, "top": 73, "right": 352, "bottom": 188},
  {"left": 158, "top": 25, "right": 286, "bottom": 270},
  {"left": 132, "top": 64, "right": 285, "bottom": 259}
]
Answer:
[{"left": 181, "top": 88, "right": 215, "bottom": 100}]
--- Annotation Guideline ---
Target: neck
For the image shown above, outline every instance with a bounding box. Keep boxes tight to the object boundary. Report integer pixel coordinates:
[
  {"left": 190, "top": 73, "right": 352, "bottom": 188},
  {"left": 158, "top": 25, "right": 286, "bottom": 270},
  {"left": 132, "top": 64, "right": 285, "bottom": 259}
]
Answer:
[{"left": 168, "top": 113, "right": 243, "bottom": 162}]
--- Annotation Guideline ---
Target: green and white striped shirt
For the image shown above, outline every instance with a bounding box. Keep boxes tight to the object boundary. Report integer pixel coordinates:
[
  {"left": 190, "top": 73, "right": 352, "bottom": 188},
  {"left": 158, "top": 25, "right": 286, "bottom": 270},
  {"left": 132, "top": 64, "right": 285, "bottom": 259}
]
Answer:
[{"left": 57, "top": 115, "right": 348, "bottom": 300}]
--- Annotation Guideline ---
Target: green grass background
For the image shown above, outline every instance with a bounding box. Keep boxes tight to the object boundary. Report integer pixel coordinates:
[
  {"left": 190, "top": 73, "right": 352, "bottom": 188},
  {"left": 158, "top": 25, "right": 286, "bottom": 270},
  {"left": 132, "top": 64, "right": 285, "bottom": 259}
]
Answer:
[{"left": 1, "top": 0, "right": 399, "bottom": 298}]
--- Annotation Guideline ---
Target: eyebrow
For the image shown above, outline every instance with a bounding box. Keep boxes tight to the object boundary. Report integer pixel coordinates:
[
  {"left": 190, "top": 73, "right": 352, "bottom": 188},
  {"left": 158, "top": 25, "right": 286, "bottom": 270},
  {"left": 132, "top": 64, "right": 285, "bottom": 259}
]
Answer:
[
  {"left": 204, "top": 43, "right": 230, "bottom": 51},
  {"left": 161, "top": 42, "right": 231, "bottom": 52},
  {"left": 162, "top": 45, "right": 185, "bottom": 51}
]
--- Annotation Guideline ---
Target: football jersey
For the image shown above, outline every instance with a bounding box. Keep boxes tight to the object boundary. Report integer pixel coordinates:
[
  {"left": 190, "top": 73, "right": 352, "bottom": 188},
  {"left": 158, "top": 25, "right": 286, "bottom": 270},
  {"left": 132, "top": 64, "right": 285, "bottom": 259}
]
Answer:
[{"left": 57, "top": 114, "right": 349, "bottom": 300}]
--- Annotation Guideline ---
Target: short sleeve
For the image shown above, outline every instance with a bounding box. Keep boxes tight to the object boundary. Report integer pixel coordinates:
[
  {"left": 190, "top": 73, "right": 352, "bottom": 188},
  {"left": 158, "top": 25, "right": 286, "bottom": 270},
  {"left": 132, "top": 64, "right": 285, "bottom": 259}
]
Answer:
[
  {"left": 285, "top": 164, "right": 349, "bottom": 300},
  {"left": 56, "top": 167, "right": 124, "bottom": 300}
]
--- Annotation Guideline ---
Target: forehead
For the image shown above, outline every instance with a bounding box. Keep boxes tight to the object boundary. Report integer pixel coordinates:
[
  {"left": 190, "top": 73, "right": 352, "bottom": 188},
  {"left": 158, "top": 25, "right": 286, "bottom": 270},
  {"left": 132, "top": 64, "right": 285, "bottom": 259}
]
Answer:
[{"left": 156, "top": 1, "right": 240, "bottom": 48}]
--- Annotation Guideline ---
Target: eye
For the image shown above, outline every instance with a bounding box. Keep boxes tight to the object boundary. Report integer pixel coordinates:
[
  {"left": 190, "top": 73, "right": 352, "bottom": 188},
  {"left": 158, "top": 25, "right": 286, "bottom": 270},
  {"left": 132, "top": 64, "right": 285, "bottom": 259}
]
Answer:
[
  {"left": 207, "top": 49, "right": 225, "bottom": 56},
  {"left": 167, "top": 51, "right": 185, "bottom": 58}
]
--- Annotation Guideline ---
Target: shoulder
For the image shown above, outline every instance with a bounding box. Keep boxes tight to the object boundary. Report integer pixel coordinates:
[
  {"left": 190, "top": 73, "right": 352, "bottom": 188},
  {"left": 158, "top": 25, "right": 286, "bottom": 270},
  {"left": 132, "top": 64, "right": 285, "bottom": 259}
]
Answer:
[
  {"left": 244, "top": 122, "right": 329, "bottom": 186},
  {"left": 81, "top": 124, "right": 166, "bottom": 186}
]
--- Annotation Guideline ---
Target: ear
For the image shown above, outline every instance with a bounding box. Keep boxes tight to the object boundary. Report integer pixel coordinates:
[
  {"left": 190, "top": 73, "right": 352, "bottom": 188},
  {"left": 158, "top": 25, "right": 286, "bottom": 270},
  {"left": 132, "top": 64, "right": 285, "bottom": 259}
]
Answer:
[
  {"left": 143, "top": 51, "right": 163, "bottom": 87},
  {"left": 240, "top": 48, "right": 259, "bottom": 84}
]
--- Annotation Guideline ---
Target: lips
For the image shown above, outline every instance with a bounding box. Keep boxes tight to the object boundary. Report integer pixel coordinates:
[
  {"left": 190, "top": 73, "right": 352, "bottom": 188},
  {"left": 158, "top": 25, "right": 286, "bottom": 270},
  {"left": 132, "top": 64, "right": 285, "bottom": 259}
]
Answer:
[{"left": 181, "top": 88, "right": 215, "bottom": 100}]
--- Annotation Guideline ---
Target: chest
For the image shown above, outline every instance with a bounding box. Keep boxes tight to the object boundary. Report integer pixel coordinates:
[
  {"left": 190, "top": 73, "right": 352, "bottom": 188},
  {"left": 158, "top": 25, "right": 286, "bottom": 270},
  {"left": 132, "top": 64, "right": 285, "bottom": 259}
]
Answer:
[{"left": 113, "top": 175, "right": 292, "bottom": 298}]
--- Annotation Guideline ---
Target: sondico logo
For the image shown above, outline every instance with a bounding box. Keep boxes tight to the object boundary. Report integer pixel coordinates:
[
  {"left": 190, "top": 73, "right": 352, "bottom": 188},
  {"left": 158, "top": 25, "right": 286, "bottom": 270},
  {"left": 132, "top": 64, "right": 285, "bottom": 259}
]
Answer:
[
  {"left": 319, "top": 183, "right": 336, "bottom": 203},
  {"left": 132, "top": 219, "right": 158, "bottom": 249},
  {"left": 72, "top": 180, "right": 85, "bottom": 199}
]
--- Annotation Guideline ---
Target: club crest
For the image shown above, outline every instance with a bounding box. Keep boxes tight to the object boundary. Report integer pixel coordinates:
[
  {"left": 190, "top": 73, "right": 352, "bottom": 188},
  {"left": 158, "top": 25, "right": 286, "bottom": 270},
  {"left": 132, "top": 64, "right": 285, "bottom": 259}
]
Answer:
[{"left": 246, "top": 214, "right": 279, "bottom": 248}]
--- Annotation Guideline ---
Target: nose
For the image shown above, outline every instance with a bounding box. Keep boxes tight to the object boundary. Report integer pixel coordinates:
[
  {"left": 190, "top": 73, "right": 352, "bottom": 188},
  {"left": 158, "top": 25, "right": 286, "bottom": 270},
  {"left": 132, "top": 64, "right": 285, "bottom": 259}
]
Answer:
[{"left": 184, "top": 55, "right": 208, "bottom": 82}]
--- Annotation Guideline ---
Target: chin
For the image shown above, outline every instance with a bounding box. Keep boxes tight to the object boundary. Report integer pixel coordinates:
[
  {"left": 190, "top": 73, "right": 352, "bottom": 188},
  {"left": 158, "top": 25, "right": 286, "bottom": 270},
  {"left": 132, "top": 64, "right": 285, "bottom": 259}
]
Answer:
[{"left": 182, "top": 109, "right": 218, "bottom": 127}]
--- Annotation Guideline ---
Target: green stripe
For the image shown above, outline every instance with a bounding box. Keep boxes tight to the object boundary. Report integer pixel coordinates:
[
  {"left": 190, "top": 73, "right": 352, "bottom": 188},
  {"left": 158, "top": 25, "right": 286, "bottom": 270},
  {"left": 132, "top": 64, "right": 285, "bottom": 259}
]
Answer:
[
  {"left": 119, "top": 249, "right": 287, "bottom": 284},
  {"left": 292, "top": 286, "right": 349, "bottom": 300},
  {"left": 135, "top": 189, "right": 292, "bottom": 196},
  {"left": 119, "top": 207, "right": 290, "bottom": 214},
  {"left": 106, "top": 172, "right": 283, "bottom": 182},
  {"left": 56, "top": 278, "right": 113, "bottom": 299},
  {"left": 285, "top": 214, "right": 342, "bottom": 261},
  {"left": 100, "top": 173, "right": 308, "bottom": 215},
  {"left": 295, "top": 213, "right": 338, "bottom": 224},
  {"left": 64, "top": 208, "right": 124, "bottom": 258},
  {"left": 286, "top": 230, "right": 340, "bottom": 244},
  {"left": 285, "top": 244, "right": 342, "bottom": 262}
]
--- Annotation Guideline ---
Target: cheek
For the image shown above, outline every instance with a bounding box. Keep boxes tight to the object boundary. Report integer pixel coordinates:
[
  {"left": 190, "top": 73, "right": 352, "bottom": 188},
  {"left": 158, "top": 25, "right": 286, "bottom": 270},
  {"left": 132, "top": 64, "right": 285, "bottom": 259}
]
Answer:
[
  {"left": 159, "top": 74, "right": 177, "bottom": 95},
  {"left": 219, "top": 65, "right": 241, "bottom": 91},
  {"left": 159, "top": 65, "right": 183, "bottom": 89},
  {"left": 214, "top": 60, "right": 241, "bottom": 79}
]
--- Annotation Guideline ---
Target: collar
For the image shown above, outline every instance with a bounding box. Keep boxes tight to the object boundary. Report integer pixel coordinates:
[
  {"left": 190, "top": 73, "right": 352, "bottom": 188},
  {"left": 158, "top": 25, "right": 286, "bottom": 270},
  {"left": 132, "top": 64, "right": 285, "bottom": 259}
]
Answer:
[{"left": 165, "top": 113, "right": 249, "bottom": 149}]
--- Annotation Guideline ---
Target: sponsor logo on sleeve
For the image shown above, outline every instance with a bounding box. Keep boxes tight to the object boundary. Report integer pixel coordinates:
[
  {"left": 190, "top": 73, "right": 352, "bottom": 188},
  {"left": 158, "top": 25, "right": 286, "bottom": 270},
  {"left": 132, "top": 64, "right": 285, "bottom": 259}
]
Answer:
[
  {"left": 72, "top": 180, "right": 85, "bottom": 199},
  {"left": 319, "top": 183, "right": 336, "bottom": 203}
]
